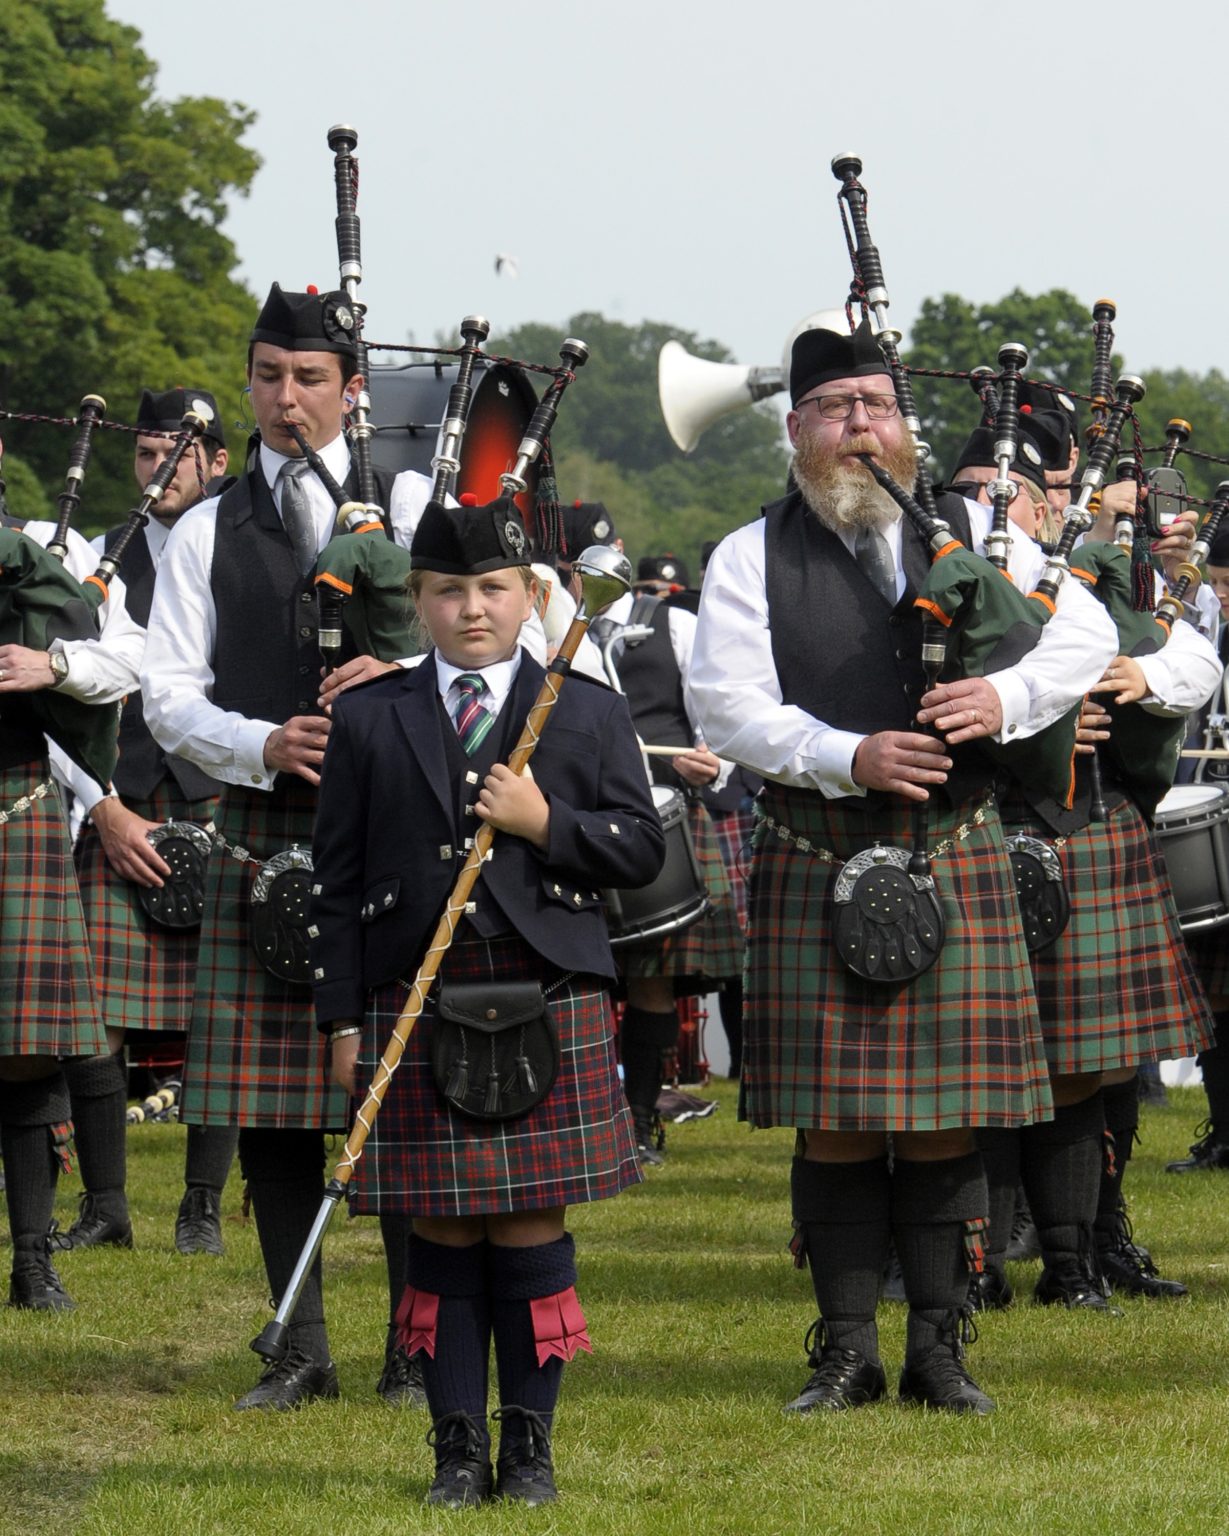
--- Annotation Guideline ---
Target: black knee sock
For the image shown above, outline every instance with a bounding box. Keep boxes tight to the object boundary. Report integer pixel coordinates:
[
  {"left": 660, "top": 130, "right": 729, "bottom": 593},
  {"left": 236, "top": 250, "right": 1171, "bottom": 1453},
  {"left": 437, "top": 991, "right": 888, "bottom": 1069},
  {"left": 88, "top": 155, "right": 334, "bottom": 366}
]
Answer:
[
  {"left": 380, "top": 1212, "right": 412, "bottom": 1343},
  {"left": 792, "top": 1156, "right": 891, "bottom": 1363},
  {"left": 1019, "top": 1095, "right": 1103, "bottom": 1274},
  {"left": 62, "top": 1051, "right": 128, "bottom": 1203},
  {"left": 891, "top": 1153, "right": 988, "bottom": 1360},
  {"left": 0, "top": 1073, "right": 69, "bottom": 1246},
  {"left": 1197, "top": 1012, "right": 1229, "bottom": 1140},
  {"left": 488, "top": 1235, "right": 581, "bottom": 1430},
  {"left": 406, "top": 1235, "right": 490, "bottom": 1436},
  {"left": 1097, "top": 1076, "right": 1140, "bottom": 1244},
  {"left": 976, "top": 1128, "right": 1022, "bottom": 1274},
  {"left": 619, "top": 1007, "right": 676, "bottom": 1131},
  {"left": 718, "top": 979, "right": 743, "bottom": 1078},
  {"left": 238, "top": 1127, "right": 329, "bottom": 1364},
  {"left": 184, "top": 1122, "right": 239, "bottom": 1192}
]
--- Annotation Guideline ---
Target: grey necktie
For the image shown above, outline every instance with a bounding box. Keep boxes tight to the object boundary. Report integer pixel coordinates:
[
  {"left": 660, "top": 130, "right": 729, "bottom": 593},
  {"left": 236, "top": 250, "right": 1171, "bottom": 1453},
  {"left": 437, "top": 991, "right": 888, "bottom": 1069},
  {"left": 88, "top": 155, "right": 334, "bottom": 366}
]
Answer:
[
  {"left": 854, "top": 525, "right": 897, "bottom": 606},
  {"left": 278, "top": 458, "right": 318, "bottom": 576}
]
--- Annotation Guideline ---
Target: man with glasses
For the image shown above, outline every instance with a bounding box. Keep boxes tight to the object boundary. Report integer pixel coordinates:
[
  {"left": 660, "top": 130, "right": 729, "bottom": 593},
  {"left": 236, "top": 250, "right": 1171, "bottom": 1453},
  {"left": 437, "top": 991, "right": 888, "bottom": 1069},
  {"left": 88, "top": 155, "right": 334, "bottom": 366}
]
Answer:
[{"left": 688, "top": 319, "right": 1115, "bottom": 1415}]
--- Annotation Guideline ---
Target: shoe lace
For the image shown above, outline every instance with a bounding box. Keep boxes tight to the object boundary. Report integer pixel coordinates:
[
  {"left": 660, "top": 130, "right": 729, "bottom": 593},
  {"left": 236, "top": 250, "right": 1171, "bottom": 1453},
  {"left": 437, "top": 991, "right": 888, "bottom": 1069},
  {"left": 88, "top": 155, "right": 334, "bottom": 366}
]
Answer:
[
  {"left": 427, "top": 1410, "right": 488, "bottom": 1463},
  {"left": 179, "top": 1186, "right": 219, "bottom": 1230},
  {"left": 492, "top": 1406, "right": 553, "bottom": 1471},
  {"left": 803, "top": 1317, "right": 825, "bottom": 1368},
  {"left": 17, "top": 1236, "right": 69, "bottom": 1295},
  {"left": 1105, "top": 1208, "right": 1158, "bottom": 1276},
  {"left": 258, "top": 1346, "right": 315, "bottom": 1387},
  {"left": 917, "top": 1308, "right": 981, "bottom": 1392},
  {"left": 1189, "top": 1118, "right": 1218, "bottom": 1156}
]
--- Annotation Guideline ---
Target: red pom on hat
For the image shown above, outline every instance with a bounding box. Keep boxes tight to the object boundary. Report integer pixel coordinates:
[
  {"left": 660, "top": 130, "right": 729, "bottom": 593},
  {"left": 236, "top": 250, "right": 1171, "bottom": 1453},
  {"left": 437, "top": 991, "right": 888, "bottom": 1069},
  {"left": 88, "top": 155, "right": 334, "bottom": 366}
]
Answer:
[
  {"left": 306, "top": 284, "right": 319, "bottom": 295},
  {"left": 459, "top": 492, "right": 478, "bottom": 506},
  {"left": 1020, "top": 403, "right": 1032, "bottom": 413}
]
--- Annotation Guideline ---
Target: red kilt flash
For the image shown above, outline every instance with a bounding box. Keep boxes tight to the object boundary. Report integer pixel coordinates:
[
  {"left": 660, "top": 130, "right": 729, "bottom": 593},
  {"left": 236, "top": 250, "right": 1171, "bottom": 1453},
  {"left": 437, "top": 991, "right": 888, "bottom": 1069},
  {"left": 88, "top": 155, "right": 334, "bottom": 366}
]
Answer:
[{"left": 351, "top": 931, "right": 641, "bottom": 1218}]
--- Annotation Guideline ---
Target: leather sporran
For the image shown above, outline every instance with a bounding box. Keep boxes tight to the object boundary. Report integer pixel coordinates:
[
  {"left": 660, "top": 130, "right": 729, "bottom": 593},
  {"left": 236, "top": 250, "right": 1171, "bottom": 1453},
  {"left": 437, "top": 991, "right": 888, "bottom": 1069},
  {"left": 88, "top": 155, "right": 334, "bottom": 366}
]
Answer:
[
  {"left": 249, "top": 845, "right": 314, "bottom": 985},
  {"left": 1004, "top": 831, "right": 1070, "bottom": 953},
  {"left": 832, "top": 844, "right": 946, "bottom": 983},
  {"left": 138, "top": 820, "right": 213, "bottom": 931},
  {"left": 430, "top": 981, "right": 557, "bottom": 1121}
]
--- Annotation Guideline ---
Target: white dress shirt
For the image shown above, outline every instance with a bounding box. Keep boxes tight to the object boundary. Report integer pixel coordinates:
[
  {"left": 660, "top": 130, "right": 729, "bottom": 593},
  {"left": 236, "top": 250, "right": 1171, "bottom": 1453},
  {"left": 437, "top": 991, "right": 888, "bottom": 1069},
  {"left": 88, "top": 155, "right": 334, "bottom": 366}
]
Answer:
[
  {"left": 687, "top": 500, "right": 1118, "bottom": 798},
  {"left": 140, "top": 438, "right": 435, "bottom": 791}
]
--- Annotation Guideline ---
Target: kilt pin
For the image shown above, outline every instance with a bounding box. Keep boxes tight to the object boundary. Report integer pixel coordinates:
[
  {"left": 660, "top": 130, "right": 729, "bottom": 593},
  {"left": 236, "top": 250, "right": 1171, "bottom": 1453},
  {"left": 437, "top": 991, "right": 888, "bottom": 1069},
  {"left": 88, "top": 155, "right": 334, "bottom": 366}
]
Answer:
[
  {"left": 180, "top": 778, "right": 346, "bottom": 1129},
  {"left": 1012, "top": 800, "right": 1215, "bottom": 1073},
  {"left": 0, "top": 762, "right": 105, "bottom": 1060},
  {"left": 353, "top": 933, "right": 640, "bottom": 1219},
  {"left": 741, "top": 786, "right": 1053, "bottom": 1132},
  {"left": 73, "top": 782, "right": 219, "bottom": 1035}
]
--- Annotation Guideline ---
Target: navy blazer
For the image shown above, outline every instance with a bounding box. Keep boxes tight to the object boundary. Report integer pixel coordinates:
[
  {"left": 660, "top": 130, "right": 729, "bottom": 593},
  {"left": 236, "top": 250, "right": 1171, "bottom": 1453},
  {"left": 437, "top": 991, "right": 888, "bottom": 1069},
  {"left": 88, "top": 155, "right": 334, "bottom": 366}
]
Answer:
[{"left": 310, "top": 650, "right": 666, "bottom": 1025}]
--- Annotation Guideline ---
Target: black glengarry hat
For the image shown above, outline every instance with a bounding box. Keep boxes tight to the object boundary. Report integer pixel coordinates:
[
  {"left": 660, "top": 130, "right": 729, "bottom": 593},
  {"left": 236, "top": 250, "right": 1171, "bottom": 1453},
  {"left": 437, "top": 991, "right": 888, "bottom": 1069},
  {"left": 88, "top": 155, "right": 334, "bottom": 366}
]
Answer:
[
  {"left": 789, "top": 317, "right": 890, "bottom": 405},
  {"left": 250, "top": 283, "right": 358, "bottom": 356},
  {"left": 563, "top": 499, "right": 617, "bottom": 554},
  {"left": 637, "top": 553, "right": 690, "bottom": 588},
  {"left": 952, "top": 425, "right": 1048, "bottom": 492},
  {"left": 411, "top": 494, "right": 531, "bottom": 574},
  {"left": 136, "top": 387, "right": 224, "bottom": 450}
]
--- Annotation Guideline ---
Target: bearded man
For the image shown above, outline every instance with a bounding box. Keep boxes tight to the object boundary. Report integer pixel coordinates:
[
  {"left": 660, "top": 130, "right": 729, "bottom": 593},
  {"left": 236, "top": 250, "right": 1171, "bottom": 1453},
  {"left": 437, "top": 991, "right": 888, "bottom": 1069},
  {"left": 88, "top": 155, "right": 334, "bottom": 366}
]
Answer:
[{"left": 687, "top": 320, "right": 1115, "bottom": 1415}]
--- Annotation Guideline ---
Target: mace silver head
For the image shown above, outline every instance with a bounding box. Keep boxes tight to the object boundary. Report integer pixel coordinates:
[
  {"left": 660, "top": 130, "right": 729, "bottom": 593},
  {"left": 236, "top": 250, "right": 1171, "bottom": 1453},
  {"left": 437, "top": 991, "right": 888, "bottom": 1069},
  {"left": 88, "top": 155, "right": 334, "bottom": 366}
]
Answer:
[{"left": 574, "top": 545, "right": 631, "bottom": 620}]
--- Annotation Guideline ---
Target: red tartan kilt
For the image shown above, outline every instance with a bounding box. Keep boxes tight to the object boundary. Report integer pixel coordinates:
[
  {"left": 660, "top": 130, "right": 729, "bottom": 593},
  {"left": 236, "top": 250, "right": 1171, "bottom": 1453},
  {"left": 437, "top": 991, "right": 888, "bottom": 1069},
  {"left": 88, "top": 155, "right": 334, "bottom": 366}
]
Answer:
[
  {"left": 179, "top": 782, "right": 348, "bottom": 1130},
  {"left": 741, "top": 787, "right": 1052, "bottom": 1132},
  {"left": 0, "top": 761, "right": 105, "bottom": 1059},
  {"left": 74, "top": 784, "right": 218, "bottom": 1034},
  {"left": 619, "top": 798, "right": 745, "bottom": 993},
  {"left": 1020, "top": 801, "right": 1215, "bottom": 1073},
  {"left": 349, "top": 931, "right": 641, "bottom": 1217}
]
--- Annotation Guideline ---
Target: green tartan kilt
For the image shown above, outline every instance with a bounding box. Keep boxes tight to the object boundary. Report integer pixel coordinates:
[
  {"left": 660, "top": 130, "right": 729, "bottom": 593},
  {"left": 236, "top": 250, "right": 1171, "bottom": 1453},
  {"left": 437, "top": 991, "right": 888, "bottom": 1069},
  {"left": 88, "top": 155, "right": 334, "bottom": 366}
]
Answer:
[
  {"left": 741, "top": 786, "right": 1052, "bottom": 1132},
  {"left": 179, "top": 782, "right": 347, "bottom": 1130},
  {"left": 1183, "top": 928, "right": 1229, "bottom": 1007},
  {"left": 619, "top": 797, "right": 745, "bottom": 992},
  {"left": 74, "top": 784, "right": 218, "bottom": 1034},
  {"left": 1015, "top": 801, "right": 1215, "bottom": 1073},
  {"left": 0, "top": 761, "right": 105, "bottom": 1059}
]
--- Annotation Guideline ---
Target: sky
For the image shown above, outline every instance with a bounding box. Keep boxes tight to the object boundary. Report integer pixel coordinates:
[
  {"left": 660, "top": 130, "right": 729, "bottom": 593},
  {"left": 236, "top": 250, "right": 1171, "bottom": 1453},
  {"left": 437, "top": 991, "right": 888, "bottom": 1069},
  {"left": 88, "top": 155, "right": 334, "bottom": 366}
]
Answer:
[{"left": 109, "top": 0, "right": 1229, "bottom": 393}]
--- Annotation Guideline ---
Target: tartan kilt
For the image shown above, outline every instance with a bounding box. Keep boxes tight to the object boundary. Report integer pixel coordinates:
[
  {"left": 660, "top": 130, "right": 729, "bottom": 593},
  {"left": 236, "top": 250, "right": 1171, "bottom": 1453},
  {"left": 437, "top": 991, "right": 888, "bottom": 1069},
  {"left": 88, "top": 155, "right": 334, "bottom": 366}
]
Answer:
[
  {"left": 349, "top": 931, "right": 641, "bottom": 1218},
  {"left": 73, "top": 783, "right": 218, "bottom": 1035},
  {"left": 1017, "top": 801, "right": 1215, "bottom": 1073},
  {"left": 1183, "top": 926, "right": 1229, "bottom": 1008},
  {"left": 710, "top": 803, "right": 754, "bottom": 934},
  {"left": 742, "top": 787, "right": 1052, "bottom": 1132},
  {"left": 179, "top": 781, "right": 347, "bottom": 1130},
  {"left": 619, "top": 797, "right": 745, "bottom": 991},
  {"left": 0, "top": 762, "right": 105, "bottom": 1059}
]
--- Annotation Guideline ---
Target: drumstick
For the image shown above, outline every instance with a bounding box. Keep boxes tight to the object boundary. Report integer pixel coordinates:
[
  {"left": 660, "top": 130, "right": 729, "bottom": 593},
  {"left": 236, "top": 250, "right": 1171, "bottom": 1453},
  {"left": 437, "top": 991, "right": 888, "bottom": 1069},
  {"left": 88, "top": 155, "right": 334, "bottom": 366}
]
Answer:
[
  {"left": 640, "top": 743, "right": 700, "bottom": 756},
  {"left": 1179, "top": 749, "right": 1229, "bottom": 759}
]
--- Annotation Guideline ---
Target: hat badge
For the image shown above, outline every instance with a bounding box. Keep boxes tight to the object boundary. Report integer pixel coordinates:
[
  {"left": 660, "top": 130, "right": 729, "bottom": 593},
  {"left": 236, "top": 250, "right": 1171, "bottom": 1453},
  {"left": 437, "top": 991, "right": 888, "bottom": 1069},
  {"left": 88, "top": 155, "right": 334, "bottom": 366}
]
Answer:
[{"left": 504, "top": 519, "right": 526, "bottom": 554}]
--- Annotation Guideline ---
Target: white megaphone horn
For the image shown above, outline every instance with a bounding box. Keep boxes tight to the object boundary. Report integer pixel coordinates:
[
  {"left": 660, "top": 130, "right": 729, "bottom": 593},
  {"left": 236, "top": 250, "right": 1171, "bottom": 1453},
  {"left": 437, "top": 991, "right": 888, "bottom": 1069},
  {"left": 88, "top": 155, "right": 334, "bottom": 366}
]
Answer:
[{"left": 658, "top": 309, "right": 850, "bottom": 453}]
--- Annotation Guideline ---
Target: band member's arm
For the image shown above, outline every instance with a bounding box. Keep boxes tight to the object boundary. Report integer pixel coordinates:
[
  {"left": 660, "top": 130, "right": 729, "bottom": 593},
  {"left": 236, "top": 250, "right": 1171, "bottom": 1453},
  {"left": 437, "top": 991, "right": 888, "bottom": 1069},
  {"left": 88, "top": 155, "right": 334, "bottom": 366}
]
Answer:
[
  {"left": 140, "top": 504, "right": 283, "bottom": 790},
  {"left": 1111, "top": 615, "right": 1223, "bottom": 715}
]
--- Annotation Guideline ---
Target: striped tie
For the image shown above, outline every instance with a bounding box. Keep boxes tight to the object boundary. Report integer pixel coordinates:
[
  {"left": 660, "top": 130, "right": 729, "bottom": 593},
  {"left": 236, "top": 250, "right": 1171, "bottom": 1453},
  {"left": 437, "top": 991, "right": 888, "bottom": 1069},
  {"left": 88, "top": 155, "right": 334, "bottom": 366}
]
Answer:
[{"left": 454, "top": 673, "right": 494, "bottom": 756}]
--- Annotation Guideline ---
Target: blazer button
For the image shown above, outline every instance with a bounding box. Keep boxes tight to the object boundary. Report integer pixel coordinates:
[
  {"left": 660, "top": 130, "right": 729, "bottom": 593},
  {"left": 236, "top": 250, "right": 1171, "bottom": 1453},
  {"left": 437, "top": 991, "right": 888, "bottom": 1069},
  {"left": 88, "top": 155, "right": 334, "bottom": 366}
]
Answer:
[{"left": 300, "top": 592, "right": 313, "bottom": 604}]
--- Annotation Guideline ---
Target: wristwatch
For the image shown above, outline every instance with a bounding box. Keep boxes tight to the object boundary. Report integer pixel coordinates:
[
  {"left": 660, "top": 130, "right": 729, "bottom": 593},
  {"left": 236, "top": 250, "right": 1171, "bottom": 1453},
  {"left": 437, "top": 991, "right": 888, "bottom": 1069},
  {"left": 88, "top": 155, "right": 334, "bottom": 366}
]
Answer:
[{"left": 47, "top": 651, "right": 70, "bottom": 688}]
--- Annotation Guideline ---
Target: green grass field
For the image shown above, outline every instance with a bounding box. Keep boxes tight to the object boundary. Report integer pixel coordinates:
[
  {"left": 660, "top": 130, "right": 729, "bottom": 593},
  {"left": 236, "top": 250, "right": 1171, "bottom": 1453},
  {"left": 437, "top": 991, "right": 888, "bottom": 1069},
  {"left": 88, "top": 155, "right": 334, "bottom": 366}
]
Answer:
[{"left": 1, "top": 1082, "right": 1227, "bottom": 1536}]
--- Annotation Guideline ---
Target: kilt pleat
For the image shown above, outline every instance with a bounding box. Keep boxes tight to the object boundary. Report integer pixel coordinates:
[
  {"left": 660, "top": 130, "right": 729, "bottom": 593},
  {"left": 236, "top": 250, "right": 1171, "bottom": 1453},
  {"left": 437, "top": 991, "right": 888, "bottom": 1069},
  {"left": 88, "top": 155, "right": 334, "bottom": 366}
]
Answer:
[
  {"left": 620, "top": 797, "right": 745, "bottom": 988},
  {"left": 73, "top": 784, "right": 218, "bottom": 1034},
  {"left": 1183, "top": 928, "right": 1229, "bottom": 1008},
  {"left": 179, "top": 783, "right": 347, "bottom": 1129},
  {"left": 350, "top": 931, "right": 641, "bottom": 1217},
  {"left": 0, "top": 762, "right": 105, "bottom": 1058},
  {"left": 741, "top": 787, "right": 1052, "bottom": 1132},
  {"left": 1020, "top": 801, "right": 1215, "bottom": 1072},
  {"left": 711, "top": 803, "right": 755, "bottom": 934}
]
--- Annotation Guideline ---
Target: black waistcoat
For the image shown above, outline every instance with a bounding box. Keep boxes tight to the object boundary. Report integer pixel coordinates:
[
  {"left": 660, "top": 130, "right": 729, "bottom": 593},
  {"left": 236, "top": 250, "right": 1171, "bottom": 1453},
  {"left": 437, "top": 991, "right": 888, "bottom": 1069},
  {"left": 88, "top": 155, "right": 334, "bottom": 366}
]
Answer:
[
  {"left": 104, "top": 524, "right": 218, "bottom": 802},
  {"left": 614, "top": 595, "right": 691, "bottom": 789},
  {"left": 763, "top": 488, "right": 991, "bottom": 807},
  {"left": 437, "top": 691, "right": 518, "bottom": 938},
  {"left": 210, "top": 467, "right": 365, "bottom": 728}
]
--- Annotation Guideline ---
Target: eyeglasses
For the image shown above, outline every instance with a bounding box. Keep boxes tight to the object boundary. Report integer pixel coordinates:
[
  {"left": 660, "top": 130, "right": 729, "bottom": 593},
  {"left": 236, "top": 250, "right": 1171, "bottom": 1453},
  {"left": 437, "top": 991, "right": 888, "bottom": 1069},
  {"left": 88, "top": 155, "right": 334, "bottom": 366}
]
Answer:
[{"left": 795, "top": 393, "right": 900, "bottom": 421}]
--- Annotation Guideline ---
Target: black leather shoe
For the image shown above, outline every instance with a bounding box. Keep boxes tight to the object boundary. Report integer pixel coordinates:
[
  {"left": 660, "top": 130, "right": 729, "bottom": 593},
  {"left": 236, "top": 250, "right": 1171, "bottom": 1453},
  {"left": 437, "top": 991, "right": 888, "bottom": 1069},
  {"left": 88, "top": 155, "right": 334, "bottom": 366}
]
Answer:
[
  {"left": 233, "top": 1348, "right": 339, "bottom": 1411},
  {"left": 968, "top": 1265, "right": 1013, "bottom": 1312},
  {"left": 1006, "top": 1200, "right": 1041, "bottom": 1262},
  {"left": 49, "top": 1191, "right": 133, "bottom": 1252},
  {"left": 376, "top": 1341, "right": 427, "bottom": 1406},
  {"left": 1034, "top": 1266, "right": 1122, "bottom": 1314},
  {"left": 9, "top": 1235, "right": 74, "bottom": 1312},
  {"left": 784, "top": 1346, "right": 887, "bottom": 1412},
  {"left": 493, "top": 1406, "right": 558, "bottom": 1505},
  {"left": 426, "top": 1411, "right": 493, "bottom": 1508},
  {"left": 1166, "top": 1124, "right": 1229, "bottom": 1174},
  {"left": 1099, "top": 1236, "right": 1189, "bottom": 1299},
  {"left": 175, "top": 1186, "right": 224, "bottom": 1256},
  {"left": 633, "top": 1111, "right": 666, "bottom": 1168},
  {"left": 899, "top": 1312, "right": 994, "bottom": 1415}
]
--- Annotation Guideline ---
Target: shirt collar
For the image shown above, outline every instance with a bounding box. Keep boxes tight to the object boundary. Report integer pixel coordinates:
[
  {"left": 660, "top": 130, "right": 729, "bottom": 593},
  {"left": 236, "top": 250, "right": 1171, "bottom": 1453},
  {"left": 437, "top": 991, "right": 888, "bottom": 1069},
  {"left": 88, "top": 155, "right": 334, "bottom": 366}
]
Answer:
[
  {"left": 259, "top": 432, "right": 350, "bottom": 490},
  {"left": 433, "top": 648, "right": 524, "bottom": 710}
]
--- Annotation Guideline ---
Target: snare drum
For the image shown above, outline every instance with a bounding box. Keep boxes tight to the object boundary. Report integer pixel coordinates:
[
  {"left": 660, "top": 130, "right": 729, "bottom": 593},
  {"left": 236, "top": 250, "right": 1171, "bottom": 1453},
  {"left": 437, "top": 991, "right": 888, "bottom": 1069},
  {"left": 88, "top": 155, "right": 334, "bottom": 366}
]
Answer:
[
  {"left": 603, "top": 784, "right": 709, "bottom": 949},
  {"left": 1153, "top": 783, "right": 1229, "bottom": 932}
]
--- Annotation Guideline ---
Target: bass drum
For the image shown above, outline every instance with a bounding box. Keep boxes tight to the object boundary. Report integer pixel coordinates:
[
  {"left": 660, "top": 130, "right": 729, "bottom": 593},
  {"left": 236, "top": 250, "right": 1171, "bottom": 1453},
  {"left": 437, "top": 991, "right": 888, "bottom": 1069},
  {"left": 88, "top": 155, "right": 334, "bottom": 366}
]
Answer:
[
  {"left": 367, "top": 359, "right": 540, "bottom": 520},
  {"left": 604, "top": 784, "right": 709, "bottom": 949},
  {"left": 1153, "top": 782, "right": 1229, "bottom": 932}
]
